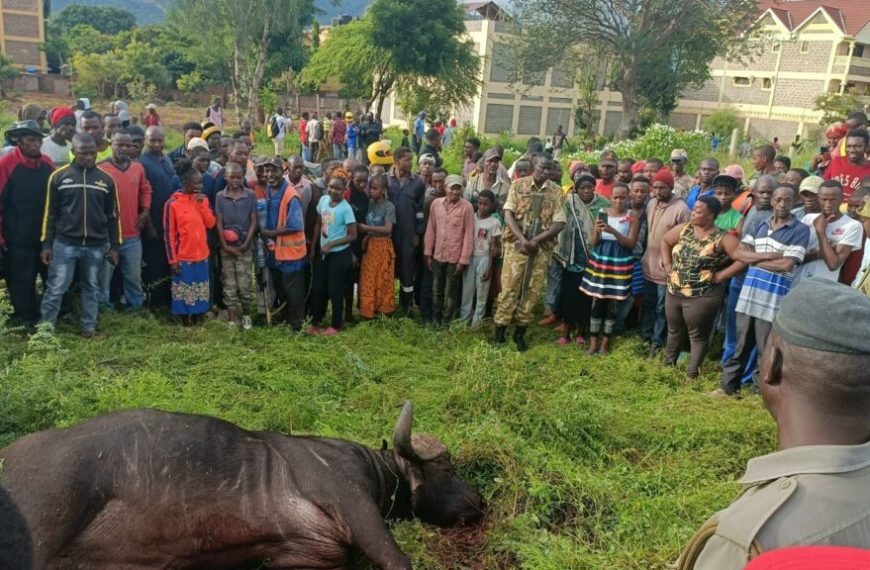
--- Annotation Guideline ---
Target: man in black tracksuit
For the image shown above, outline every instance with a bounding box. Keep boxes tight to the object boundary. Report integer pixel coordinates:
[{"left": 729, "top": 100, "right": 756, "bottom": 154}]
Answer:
[
  {"left": 39, "top": 133, "right": 121, "bottom": 337},
  {"left": 387, "top": 146, "right": 426, "bottom": 315},
  {"left": 0, "top": 120, "right": 56, "bottom": 326}
]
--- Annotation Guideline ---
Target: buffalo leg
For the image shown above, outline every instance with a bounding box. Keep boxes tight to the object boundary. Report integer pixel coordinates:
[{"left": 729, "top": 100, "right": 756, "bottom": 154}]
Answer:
[{"left": 344, "top": 501, "right": 411, "bottom": 570}]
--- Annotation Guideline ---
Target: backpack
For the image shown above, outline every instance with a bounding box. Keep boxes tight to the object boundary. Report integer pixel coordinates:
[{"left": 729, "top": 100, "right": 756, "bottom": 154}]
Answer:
[
  {"left": 314, "top": 120, "right": 324, "bottom": 141},
  {"left": 268, "top": 115, "right": 280, "bottom": 138}
]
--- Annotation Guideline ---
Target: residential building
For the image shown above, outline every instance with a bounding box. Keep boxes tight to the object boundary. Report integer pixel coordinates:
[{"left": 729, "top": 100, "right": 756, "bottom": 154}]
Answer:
[
  {"left": 674, "top": 0, "right": 870, "bottom": 141},
  {"left": 0, "top": 0, "right": 46, "bottom": 73},
  {"left": 381, "top": 0, "right": 870, "bottom": 141}
]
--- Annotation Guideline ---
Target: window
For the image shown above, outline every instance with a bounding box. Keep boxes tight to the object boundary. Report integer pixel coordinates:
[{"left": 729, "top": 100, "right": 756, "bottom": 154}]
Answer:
[
  {"left": 800, "top": 41, "right": 810, "bottom": 54},
  {"left": 855, "top": 44, "right": 865, "bottom": 58},
  {"left": 732, "top": 76, "right": 751, "bottom": 87},
  {"left": 761, "top": 78, "right": 773, "bottom": 91}
]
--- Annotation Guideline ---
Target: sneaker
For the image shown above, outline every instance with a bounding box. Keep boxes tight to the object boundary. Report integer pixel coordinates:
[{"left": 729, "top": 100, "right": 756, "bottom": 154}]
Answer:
[
  {"left": 556, "top": 336, "right": 570, "bottom": 345},
  {"left": 321, "top": 326, "right": 340, "bottom": 337},
  {"left": 305, "top": 326, "right": 321, "bottom": 335},
  {"left": 81, "top": 330, "right": 105, "bottom": 339},
  {"left": 242, "top": 316, "right": 252, "bottom": 330}
]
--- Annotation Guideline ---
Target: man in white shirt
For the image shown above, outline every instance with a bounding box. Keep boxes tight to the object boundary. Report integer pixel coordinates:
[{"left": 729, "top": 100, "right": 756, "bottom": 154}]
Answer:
[
  {"left": 306, "top": 112, "right": 321, "bottom": 162},
  {"left": 272, "top": 107, "right": 288, "bottom": 157},
  {"left": 798, "top": 179, "right": 863, "bottom": 282},
  {"left": 40, "top": 107, "right": 76, "bottom": 167}
]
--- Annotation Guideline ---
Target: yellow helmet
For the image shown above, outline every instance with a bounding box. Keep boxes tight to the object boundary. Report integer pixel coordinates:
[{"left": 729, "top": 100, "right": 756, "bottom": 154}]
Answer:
[
  {"left": 344, "top": 112, "right": 353, "bottom": 121},
  {"left": 367, "top": 140, "right": 394, "bottom": 166}
]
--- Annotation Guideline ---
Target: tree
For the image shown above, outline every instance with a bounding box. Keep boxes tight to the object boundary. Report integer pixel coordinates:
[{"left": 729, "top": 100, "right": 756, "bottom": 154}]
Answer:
[
  {"left": 509, "top": 0, "right": 761, "bottom": 139},
  {"left": 169, "top": 0, "right": 317, "bottom": 124},
  {"left": 814, "top": 92, "right": 862, "bottom": 126},
  {"left": 50, "top": 5, "right": 137, "bottom": 35},
  {"left": 298, "top": 17, "right": 396, "bottom": 114},
  {"left": 0, "top": 54, "right": 19, "bottom": 97},
  {"left": 299, "top": 0, "right": 480, "bottom": 119}
]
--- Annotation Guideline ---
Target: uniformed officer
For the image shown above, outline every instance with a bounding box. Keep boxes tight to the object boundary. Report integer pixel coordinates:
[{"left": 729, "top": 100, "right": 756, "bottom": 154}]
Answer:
[
  {"left": 493, "top": 154, "right": 566, "bottom": 351},
  {"left": 677, "top": 278, "right": 870, "bottom": 569}
]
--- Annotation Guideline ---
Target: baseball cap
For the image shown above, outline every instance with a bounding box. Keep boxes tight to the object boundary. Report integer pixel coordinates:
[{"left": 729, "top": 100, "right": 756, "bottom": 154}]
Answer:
[
  {"left": 799, "top": 175, "right": 824, "bottom": 194},
  {"left": 445, "top": 174, "right": 464, "bottom": 188},
  {"left": 670, "top": 149, "right": 688, "bottom": 161}
]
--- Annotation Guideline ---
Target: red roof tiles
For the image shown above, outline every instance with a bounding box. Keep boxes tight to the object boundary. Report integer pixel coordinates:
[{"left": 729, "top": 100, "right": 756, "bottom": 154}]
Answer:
[{"left": 757, "top": 0, "right": 870, "bottom": 36}]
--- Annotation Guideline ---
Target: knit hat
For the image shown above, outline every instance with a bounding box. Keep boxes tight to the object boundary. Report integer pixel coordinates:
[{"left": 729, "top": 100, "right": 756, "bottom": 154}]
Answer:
[
  {"left": 631, "top": 160, "right": 645, "bottom": 175},
  {"left": 651, "top": 168, "right": 674, "bottom": 189},
  {"left": 773, "top": 278, "right": 870, "bottom": 355},
  {"left": 50, "top": 107, "right": 76, "bottom": 127},
  {"left": 569, "top": 160, "right": 588, "bottom": 179},
  {"left": 573, "top": 172, "right": 596, "bottom": 188}
]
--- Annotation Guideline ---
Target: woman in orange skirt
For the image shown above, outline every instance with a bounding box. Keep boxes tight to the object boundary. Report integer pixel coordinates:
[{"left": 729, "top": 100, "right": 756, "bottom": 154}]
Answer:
[{"left": 358, "top": 174, "right": 396, "bottom": 318}]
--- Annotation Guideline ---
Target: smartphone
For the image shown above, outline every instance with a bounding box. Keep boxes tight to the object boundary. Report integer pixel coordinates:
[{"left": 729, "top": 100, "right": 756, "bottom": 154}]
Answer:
[
  {"left": 597, "top": 212, "right": 608, "bottom": 224},
  {"left": 820, "top": 146, "right": 828, "bottom": 153}
]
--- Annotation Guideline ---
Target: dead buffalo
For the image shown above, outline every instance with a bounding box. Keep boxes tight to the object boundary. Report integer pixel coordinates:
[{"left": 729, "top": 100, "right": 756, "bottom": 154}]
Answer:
[{"left": 0, "top": 402, "right": 484, "bottom": 569}]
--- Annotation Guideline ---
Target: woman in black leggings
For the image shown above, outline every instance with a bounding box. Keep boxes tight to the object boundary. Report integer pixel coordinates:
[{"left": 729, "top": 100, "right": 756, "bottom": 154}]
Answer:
[{"left": 660, "top": 196, "right": 742, "bottom": 379}]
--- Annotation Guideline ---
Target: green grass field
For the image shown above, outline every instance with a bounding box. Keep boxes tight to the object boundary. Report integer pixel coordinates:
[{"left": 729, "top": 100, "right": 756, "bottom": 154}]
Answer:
[{"left": 0, "top": 302, "right": 774, "bottom": 569}]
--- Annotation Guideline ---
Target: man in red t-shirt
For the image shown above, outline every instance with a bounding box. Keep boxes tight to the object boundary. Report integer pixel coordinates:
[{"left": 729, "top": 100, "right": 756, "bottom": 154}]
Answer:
[
  {"left": 100, "top": 130, "right": 152, "bottom": 309},
  {"left": 596, "top": 151, "right": 618, "bottom": 199},
  {"left": 825, "top": 128, "right": 870, "bottom": 200}
]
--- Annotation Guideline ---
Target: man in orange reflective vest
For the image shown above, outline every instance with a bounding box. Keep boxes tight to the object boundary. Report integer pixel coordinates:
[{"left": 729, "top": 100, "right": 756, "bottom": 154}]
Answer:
[{"left": 260, "top": 156, "right": 307, "bottom": 331}]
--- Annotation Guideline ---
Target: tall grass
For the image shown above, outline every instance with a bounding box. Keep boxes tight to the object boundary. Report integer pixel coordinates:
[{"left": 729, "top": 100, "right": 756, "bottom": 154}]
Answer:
[{"left": 0, "top": 304, "right": 774, "bottom": 569}]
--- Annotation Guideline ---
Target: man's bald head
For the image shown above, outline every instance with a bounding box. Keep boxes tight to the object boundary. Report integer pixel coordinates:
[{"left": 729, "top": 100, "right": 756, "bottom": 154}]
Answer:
[{"left": 145, "top": 126, "right": 163, "bottom": 139}]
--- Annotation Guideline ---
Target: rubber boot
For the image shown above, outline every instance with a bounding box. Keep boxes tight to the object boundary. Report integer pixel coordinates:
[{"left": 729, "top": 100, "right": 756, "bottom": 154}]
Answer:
[
  {"left": 493, "top": 326, "right": 507, "bottom": 345},
  {"left": 513, "top": 326, "right": 528, "bottom": 352}
]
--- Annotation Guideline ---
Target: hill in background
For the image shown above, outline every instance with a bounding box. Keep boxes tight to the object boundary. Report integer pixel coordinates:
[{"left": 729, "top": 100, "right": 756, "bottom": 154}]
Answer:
[{"left": 49, "top": 0, "right": 370, "bottom": 25}]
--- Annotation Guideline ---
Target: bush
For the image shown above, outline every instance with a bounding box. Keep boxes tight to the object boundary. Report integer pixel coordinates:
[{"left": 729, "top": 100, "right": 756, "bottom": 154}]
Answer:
[
  {"left": 566, "top": 124, "right": 712, "bottom": 173},
  {"left": 702, "top": 109, "right": 742, "bottom": 140}
]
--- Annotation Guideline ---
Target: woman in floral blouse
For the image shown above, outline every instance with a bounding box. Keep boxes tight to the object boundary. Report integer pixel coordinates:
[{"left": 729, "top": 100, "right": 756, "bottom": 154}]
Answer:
[{"left": 660, "top": 196, "right": 742, "bottom": 380}]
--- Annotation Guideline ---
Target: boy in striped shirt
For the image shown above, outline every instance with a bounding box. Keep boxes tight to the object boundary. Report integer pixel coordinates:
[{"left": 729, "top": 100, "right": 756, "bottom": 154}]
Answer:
[{"left": 715, "top": 184, "right": 810, "bottom": 396}]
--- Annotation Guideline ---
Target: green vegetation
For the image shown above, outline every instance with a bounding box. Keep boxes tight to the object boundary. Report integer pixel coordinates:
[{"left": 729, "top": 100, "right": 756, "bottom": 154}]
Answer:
[
  {"left": 0, "top": 297, "right": 774, "bottom": 568},
  {"left": 298, "top": 0, "right": 480, "bottom": 121}
]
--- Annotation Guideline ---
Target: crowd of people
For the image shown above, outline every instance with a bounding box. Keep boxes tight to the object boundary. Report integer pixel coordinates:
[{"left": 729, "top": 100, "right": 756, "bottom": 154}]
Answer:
[{"left": 1, "top": 100, "right": 870, "bottom": 385}]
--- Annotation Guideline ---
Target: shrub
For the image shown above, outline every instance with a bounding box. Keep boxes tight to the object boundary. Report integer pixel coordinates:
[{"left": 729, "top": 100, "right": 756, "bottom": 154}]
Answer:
[{"left": 702, "top": 109, "right": 742, "bottom": 139}]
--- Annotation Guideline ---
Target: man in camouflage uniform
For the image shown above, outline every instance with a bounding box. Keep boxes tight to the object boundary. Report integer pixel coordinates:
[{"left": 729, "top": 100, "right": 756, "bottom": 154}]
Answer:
[{"left": 494, "top": 155, "right": 566, "bottom": 351}]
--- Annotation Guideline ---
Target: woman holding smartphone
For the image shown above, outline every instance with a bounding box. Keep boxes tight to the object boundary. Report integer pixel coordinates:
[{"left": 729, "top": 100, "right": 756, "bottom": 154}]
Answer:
[{"left": 580, "top": 183, "right": 640, "bottom": 355}]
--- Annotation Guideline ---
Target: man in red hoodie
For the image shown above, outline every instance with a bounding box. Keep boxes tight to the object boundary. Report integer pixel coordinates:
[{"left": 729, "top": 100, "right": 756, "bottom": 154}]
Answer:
[
  {"left": 0, "top": 120, "right": 56, "bottom": 326},
  {"left": 99, "top": 130, "right": 152, "bottom": 309},
  {"left": 825, "top": 128, "right": 870, "bottom": 200}
]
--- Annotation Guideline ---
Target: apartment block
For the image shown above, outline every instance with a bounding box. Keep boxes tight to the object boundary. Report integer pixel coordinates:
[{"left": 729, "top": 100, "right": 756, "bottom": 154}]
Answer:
[
  {"left": 0, "top": 0, "right": 46, "bottom": 72},
  {"left": 675, "top": 0, "right": 870, "bottom": 141}
]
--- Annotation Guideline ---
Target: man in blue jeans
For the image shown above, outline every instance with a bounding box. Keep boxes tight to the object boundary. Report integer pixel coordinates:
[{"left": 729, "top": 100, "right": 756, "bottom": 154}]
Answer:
[
  {"left": 40, "top": 133, "right": 121, "bottom": 337},
  {"left": 99, "top": 130, "right": 151, "bottom": 309}
]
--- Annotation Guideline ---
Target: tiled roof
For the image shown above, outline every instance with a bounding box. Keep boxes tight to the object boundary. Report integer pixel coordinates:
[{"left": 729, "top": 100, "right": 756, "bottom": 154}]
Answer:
[{"left": 757, "top": 0, "right": 870, "bottom": 36}]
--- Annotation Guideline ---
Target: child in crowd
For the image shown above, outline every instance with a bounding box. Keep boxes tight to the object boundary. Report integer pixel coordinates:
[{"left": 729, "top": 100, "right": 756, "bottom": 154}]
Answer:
[
  {"left": 358, "top": 173, "right": 396, "bottom": 319},
  {"left": 215, "top": 162, "right": 258, "bottom": 329},
  {"left": 164, "top": 159, "right": 216, "bottom": 324},
  {"left": 460, "top": 190, "right": 501, "bottom": 326},
  {"left": 581, "top": 183, "right": 640, "bottom": 355},
  {"left": 309, "top": 171, "right": 358, "bottom": 336}
]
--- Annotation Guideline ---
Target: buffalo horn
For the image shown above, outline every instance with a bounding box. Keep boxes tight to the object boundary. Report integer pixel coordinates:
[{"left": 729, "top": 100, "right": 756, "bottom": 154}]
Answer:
[{"left": 392, "top": 400, "right": 420, "bottom": 462}]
